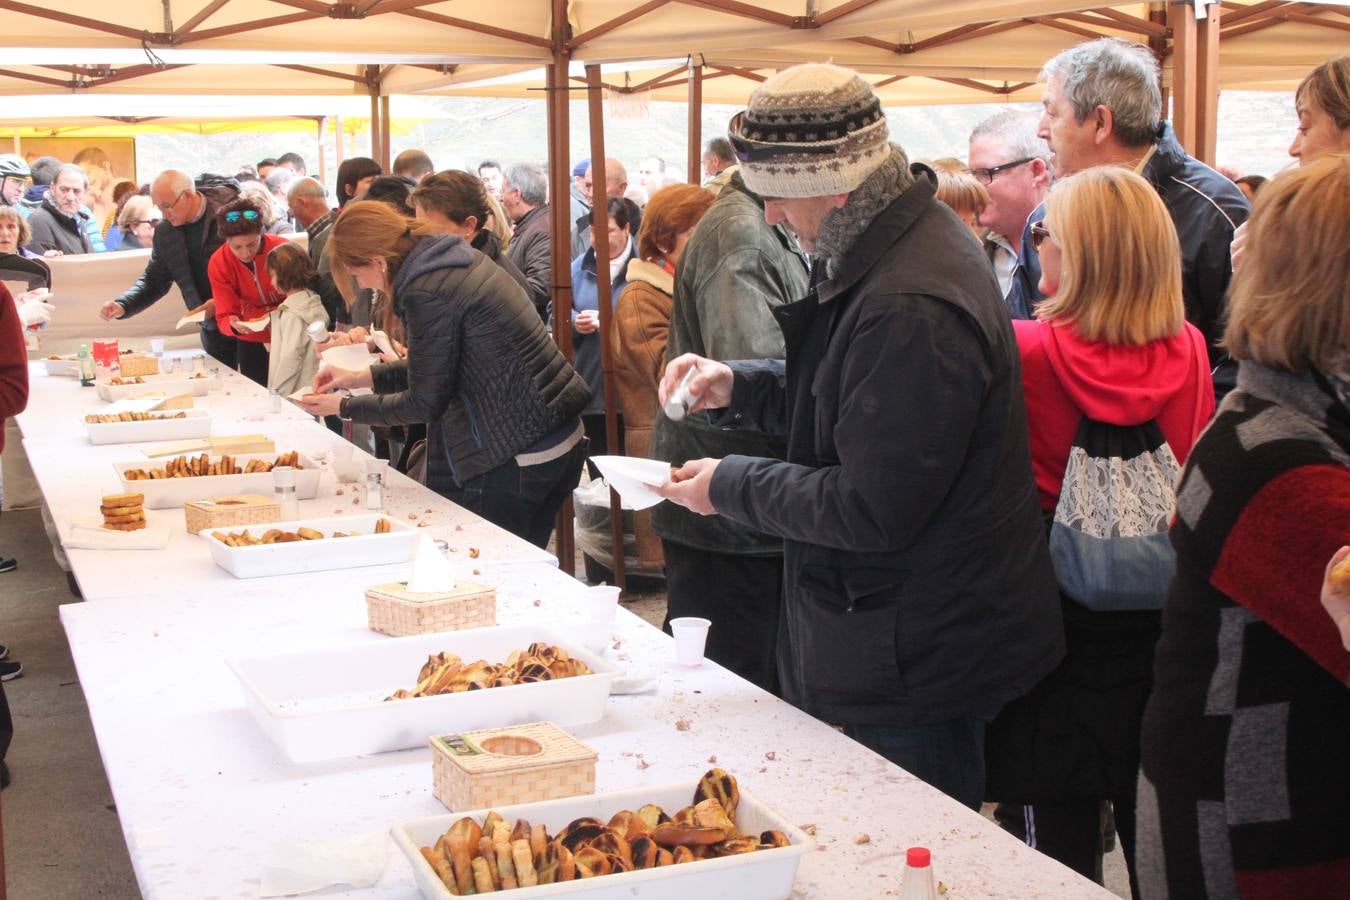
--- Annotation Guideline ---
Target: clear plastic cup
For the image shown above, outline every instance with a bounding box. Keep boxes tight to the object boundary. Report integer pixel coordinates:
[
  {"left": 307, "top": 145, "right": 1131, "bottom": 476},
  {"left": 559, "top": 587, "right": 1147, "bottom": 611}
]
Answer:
[
  {"left": 585, "top": 584, "right": 621, "bottom": 626},
  {"left": 669, "top": 616, "right": 711, "bottom": 668},
  {"left": 149, "top": 338, "right": 165, "bottom": 356}
]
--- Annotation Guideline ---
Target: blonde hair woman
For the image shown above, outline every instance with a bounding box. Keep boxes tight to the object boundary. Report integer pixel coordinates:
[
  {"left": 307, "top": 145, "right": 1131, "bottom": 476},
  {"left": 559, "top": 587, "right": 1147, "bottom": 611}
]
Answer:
[
  {"left": 985, "top": 166, "right": 1215, "bottom": 893},
  {"left": 299, "top": 200, "right": 589, "bottom": 548},
  {"left": 1138, "top": 154, "right": 1350, "bottom": 898},
  {"left": 115, "top": 195, "right": 160, "bottom": 250}
]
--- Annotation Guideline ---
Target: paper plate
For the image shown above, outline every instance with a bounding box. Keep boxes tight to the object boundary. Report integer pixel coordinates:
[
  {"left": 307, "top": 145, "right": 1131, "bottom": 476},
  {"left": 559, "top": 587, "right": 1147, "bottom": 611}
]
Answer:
[
  {"left": 320, "top": 343, "right": 377, "bottom": 372},
  {"left": 590, "top": 455, "right": 671, "bottom": 511}
]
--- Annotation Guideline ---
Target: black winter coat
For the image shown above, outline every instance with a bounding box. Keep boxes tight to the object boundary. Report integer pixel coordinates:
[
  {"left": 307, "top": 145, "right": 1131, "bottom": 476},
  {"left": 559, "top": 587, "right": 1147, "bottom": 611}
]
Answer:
[
  {"left": 707, "top": 166, "right": 1063, "bottom": 727},
  {"left": 25, "top": 194, "right": 93, "bottom": 256},
  {"left": 505, "top": 204, "right": 551, "bottom": 322},
  {"left": 114, "top": 177, "right": 240, "bottom": 324},
  {"left": 344, "top": 235, "right": 588, "bottom": 490}
]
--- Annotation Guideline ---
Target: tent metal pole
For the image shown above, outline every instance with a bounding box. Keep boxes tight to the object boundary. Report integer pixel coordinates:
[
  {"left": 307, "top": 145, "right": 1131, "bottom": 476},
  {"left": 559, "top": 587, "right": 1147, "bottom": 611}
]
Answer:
[
  {"left": 687, "top": 62, "right": 702, "bottom": 185},
  {"left": 1195, "top": 1, "right": 1222, "bottom": 166},
  {"left": 334, "top": 115, "right": 344, "bottom": 170},
  {"left": 585, "top": 62, "right": 629, "bottom": 594},
  {"left": 317, "top": 117, "right": 328, "bottom": 186},
  {"left": 379, "top": 95, "right": 392, "bottom": 170},
  {"left": 1170, "top": 0, "right": 1199, "bottom": 156},
  {"left": 547, "top": 0, "right": 577, "bottom": 574}
]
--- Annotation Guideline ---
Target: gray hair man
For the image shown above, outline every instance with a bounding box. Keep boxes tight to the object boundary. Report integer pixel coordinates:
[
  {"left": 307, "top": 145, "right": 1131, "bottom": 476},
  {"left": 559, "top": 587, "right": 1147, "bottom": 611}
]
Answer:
[
  {"left": 1020, "top": 37, "right": 1248, "bottom": 393},
  {"left": 25, "top": 164, "right": 94, "bottom": 255},
  {"left": 657, "top": 62, "right": 1062, "bottom": 811},
  {"left": 501, "top": 162, "right": 551, "bottom": 321},
  {"left": 98, "top": 169, "right": 240, "bottom": 368},
  {"left": 967, "top": 111, "right": 1051, "bottom": 307}
]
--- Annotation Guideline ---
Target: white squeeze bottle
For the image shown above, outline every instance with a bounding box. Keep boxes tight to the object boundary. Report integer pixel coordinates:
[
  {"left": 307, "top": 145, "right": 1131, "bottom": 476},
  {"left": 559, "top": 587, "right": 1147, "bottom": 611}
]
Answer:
[
  {"left": 306, "top": 320, "right": 329, "bottom": 343},
  {"left": 901, "top": 846, "right": 939, "bottom": 900}
]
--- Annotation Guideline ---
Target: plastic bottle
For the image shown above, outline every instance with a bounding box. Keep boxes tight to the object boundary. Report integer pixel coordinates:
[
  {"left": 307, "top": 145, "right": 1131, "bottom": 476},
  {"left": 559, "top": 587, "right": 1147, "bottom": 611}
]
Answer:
[
  {"left": 272, "top": 466, "right": 299, "bottom": 521},
  {"left": 77, "top": 343, "right": 96, "bottom": 386},
  {"left": 306, "top": 320, "right": 330, "bottom": 344},
  {"left": 365, "top": 459, "right": 386, "bottom": 510},
  {"left": 662, "top": 365, "right": 699, "bottom": 421},
  {"left": 900, "top": 847, "right": 938, "bottom": 900}
]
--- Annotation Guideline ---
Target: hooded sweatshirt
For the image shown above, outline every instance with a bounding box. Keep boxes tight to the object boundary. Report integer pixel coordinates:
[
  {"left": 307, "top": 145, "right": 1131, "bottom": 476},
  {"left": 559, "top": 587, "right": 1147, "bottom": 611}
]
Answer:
[{"left": 1014, "top": 318, "right": 1215, "bottom": 512}]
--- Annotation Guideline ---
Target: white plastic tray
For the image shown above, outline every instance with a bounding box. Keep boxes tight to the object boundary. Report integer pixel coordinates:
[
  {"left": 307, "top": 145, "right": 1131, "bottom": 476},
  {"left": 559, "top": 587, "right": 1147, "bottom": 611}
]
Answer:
[
  {"left": 95, "top": 372, "right": 220, "bottom": 400},
  {"left": 85, "top": 409, "right": 212, "bottom": 445},
  {"left": 226, "top": 625, "right": 619, "bottom": 762},
  {"left": 42, "top": 355, "right": 79, "bottom": 377},
  {"left": 200, "top": 512, "right": 417, "bottom": 578},
  {"left": 393, "top": 782, "right": 814, "bottom": 900},
  {"left": 113, "top": 452, "right": 321, "bottom": 509}
]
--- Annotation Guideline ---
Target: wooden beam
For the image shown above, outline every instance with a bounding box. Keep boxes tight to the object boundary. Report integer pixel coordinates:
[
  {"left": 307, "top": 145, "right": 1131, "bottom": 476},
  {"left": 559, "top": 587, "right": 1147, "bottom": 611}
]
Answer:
[
  {"left": 849, "top": 35, "right": 901, "bottom": 52},
  {"left": 1217, "top": 0, "right": 1288, "bottom": 26},
  {"left": 1285, "top": 10, "right": 1350, "bottom": 31},
  {"left": 276, "top": 64, "right": 366, "bottom": 84},
  {"left": 83, "top": 63, "right": 186, "bottom": 89},
  {"left": 0, "top": 67, "right": 70, "bottom": 89},
  {"left": 673, "top": 0, "right": 799, "bottom": 29},
  {"left": 379, "top": 95, "right": 392, "bottom": 171},
  {"left": 567, "top": 0, "right": 671, "bottom": 50},
  {"left": 1195, "top": 1, "right": 1221, "bottom": 165},
  {"left": 354, "top": 0, "right": 461, "bottom": 15},
  {"left": 174, "top": 11, "right": 324, "bottom": 44},
  {"left": 584, "top": 62, "right": 629, "bottom": 594},
  {"left": 812, "top": 0, "right": 884, "bottom": 27},
  {"left": 627, "top": 64, "right": 690, "bottom": 93},
  {"left": 261, "top": 0, "right": 330, "bottom": 12},
  {"left": 1087, "top": 7, "right": 1169, "bottom": 36},
  {"left": 547, "top": 0, "right": 576, "bottom": 575},
  {"left": 706, "top": 64, "right": 768, "bottom": 83},
  {"left": 904, "top": 19, "right": 1030, "bottom": 53},
  {"left": 1151, "top": 4, "right": 1170, "bottom": 114},
  {"left": 0, "top": 0, "right": 148, "bottom": 41},
  {"left": 398, "top": 8, "right": 554, "bottom": 48},
  {"left": 173, "top": 0, "right": 234, "bottom": 39},
  {"left": 932, "top": 77, "right": 1007, "bottom": 95},
  {"left": 688, "top": 63, "right": 702, "bottom": 185},
  {"left": 906, "top": 21, "right": 992, "bottom": 52},
  {"left": 1171, "top": 0, "right": 1199, "bottom": 154},
  {"left": 1029, "top": 16, "right": 1109, "bottom": 41},
  {"left": 874, "top": 74, "right": 908, "bottom": 88}
]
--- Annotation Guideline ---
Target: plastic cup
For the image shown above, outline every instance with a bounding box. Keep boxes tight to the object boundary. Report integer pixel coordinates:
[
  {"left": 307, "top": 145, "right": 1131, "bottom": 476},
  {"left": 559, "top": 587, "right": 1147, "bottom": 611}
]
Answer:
[
  {"left": 149, "top": 338, "right": 165, "bottom": 356},
  {"left": 585, "top": 584, "right": 621, "bottom": 626},
  {"left": 669, "top": 616, "right": 711, "bottom": 668}
]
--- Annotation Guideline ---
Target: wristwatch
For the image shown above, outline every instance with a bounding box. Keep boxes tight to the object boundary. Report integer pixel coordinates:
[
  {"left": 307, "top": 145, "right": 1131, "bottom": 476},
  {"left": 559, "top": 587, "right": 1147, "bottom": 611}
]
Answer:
[{"left": 337, "top": 396, "right": 352, "bottom": 422}]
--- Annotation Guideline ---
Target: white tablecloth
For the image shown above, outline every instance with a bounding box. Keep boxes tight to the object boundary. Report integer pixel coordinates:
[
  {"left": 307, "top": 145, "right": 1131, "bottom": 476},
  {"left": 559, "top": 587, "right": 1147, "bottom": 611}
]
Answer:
[{"left": 18, "top": 359, "right": 1110, "bottom": 899}]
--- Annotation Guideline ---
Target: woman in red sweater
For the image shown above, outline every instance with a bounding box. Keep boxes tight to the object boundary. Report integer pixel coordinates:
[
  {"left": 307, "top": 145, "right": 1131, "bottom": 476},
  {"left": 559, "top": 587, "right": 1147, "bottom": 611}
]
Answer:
[
  {"left": 1, "top": 282, "right": 29, "bottom": 696},
  {"left": 985, "top": 167, "right": 1213, "bottom": 896},
  {"left": 208, "top": 198, "right": 288, "bottom": 386}
]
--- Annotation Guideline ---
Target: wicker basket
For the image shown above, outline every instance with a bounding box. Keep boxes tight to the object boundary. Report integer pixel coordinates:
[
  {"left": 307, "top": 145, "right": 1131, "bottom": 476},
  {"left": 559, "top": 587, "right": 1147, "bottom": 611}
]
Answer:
[
  {"left": 365, "top": 579, "right": 496, "bottom": 636},
  {"left": 118, "top": 354, "right": 161, "bottom": 377},
  {"left": 430, "top": 721, "right": 597, "bottom": 812},
  {"left": 184, "top": 494, "right": 281, "bottom": 534}
]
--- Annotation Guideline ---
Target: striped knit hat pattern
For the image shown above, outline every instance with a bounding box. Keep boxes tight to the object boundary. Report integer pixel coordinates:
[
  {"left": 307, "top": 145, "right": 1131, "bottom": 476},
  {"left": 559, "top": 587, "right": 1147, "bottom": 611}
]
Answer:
[{"left": 730, "top": 63, "right": 890, "bottom": 198}]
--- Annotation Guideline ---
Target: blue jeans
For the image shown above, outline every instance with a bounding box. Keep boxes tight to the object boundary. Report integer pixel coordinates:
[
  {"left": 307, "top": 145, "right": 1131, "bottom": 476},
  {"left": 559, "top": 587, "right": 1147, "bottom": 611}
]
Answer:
[{"left": 845, "top": 716, "right": 992, "bottom": 811}]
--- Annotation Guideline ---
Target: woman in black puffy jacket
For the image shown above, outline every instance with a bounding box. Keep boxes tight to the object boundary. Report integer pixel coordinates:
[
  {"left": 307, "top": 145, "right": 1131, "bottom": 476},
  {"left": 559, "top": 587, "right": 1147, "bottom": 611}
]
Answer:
[{"left": 299, "top": 201, "right": 589, "bottom": 548}]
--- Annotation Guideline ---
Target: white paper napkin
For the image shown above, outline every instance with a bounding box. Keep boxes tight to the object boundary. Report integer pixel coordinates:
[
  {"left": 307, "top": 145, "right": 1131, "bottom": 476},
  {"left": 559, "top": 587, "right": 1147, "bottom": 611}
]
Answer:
[
  {"left": 406, "top": 535, "right": 457, "bottom": 592},
  {"left": 64, "top": 519, "right": 171, "bottom": 551},
  {"left": 259, "top": 830, "right": 387, "bottom": 897},
  {"left": 175, "top": 307, "right": 207, "bottom": 330},
  {"left": 233, "top": 316, "right": 271, "bottom": 334},
  {"left": 590, "top": 455, "right": 672, "bottom": 511},
  {"left": 370, "top": 329, "right": 397, "bottom": 359}
]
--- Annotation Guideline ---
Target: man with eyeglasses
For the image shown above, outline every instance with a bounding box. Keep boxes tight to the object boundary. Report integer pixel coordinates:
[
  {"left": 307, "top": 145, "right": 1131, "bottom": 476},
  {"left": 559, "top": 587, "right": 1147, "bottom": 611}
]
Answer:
[
  {"left": 967, "top": 112, "right": 1051, "bottom": 316},
  {"left": 98, "top": 169, "right": 240, "bottom": 369},
  {"left": 0, "top": 156, "right": 31, "bottom": 212}
]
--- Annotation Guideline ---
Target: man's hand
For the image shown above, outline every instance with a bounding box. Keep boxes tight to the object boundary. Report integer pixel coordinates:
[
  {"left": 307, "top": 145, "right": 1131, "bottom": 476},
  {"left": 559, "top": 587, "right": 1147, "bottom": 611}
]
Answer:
[
  {"left": 574, "top": 310, "right": 599, "bottom": 335},
  {"left": 99, "top": 300, "right": 125, "bottom": 321},
  {"left": 312, "top": 364, "right": 372, "bottom": 395},
  {"left": 656, "top": 457, "right": 722, "bottom": 516},
  {"left": 298, "top": 392, "right": 343, "bottom": 417},
  {"left": 1321, "top": 546, "right": 1350, "bottom": 652},
  {"left": 658, "top": 354, "right": 734, "bottom": 414}
]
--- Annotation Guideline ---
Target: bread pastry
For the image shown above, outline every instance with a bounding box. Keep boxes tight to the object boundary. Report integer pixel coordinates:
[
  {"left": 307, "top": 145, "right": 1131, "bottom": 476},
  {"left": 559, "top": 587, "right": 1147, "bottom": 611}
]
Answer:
[
  {"left": 103, "top": 520, "right": 147, "bottom": 532},
  {"left": 102, "top": 492, "right": 144, "bottom": 507},
  {"left": 102, "top": 511, "right": 145, "bottom": 525},
  {"left": 100, "top": 504, "right": 142, "bottom": 517}
]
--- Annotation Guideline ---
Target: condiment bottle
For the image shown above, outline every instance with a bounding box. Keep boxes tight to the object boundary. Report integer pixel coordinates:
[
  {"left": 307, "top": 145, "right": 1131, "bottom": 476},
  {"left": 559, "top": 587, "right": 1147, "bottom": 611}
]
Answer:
[
  {"left": 77, "top": 343, "right": 96, "bottom": 386},
  {"left": 365, "top": 458, "right": 386, "bottom": 509},
  {"left": 901, "top": 847, "right": 939, "bottom": 900},
  {"left": 272, "top": 466, "right": 299, "bottom": 521},
  {"left": 306, "top": 320, "right": 329, "bottom": 344},
  {"left": 662, "top": 365, "right": 699, "bottom": 421}
]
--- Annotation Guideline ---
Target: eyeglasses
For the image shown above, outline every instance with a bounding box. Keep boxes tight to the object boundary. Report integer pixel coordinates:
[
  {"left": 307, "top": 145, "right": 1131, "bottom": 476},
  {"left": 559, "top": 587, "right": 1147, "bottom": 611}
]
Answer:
[
  {"left": 1030, "top": 221, "right": 1054, "bottom": 251},
  {"left": 967, "top": 157, "right": 1035, "bottom": 185},
  {"left": 157, "top": 190, "right": 187, "bottom": 213},
  {"left": 727, "top": 112, "right": 842, "bottom": 164},
  {"left": 224, "top": 209, "right": 260, "bottom": 223}
]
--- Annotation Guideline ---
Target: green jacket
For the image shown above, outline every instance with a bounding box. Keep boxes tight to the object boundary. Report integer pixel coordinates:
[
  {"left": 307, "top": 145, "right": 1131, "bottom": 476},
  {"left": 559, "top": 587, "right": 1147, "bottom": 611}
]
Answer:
[{"left": 650, "top": 172, "right": 809, "bottom": 555}]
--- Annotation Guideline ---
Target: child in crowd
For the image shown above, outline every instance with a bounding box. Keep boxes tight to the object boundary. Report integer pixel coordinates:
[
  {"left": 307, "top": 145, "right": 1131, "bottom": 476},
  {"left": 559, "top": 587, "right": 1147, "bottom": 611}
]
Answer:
[{"left": 264, "top": 242, "right": 329, "bottom": 397}]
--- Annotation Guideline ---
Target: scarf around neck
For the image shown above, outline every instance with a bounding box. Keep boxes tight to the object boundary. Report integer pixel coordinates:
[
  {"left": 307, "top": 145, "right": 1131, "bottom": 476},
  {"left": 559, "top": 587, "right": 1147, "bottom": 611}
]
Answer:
[{"left": 813, "top": 144, "right": 914, "bottom": 279}]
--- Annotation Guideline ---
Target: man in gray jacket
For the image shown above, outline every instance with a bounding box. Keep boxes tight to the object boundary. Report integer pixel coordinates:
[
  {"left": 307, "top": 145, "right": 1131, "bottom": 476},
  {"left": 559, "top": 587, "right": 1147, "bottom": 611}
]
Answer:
[
  {"left": 659, "top": 64, "right": 1061, "bottom": 810},
  {"left": 649, "top": 162, "right": 808, "bottom": 694}
]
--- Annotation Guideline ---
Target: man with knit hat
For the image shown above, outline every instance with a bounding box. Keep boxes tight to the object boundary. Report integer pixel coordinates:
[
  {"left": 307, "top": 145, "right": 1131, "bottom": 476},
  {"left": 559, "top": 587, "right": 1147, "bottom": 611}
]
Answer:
[{"left": 658, "top": 63, "right": 1062, "bottom": 810}]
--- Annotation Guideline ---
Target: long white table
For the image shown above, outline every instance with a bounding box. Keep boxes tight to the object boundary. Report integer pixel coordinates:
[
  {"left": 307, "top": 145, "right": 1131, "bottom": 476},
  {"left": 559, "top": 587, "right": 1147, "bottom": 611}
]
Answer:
[{"left": 16, "top": 362, "right": 1112, "bottom": 899}]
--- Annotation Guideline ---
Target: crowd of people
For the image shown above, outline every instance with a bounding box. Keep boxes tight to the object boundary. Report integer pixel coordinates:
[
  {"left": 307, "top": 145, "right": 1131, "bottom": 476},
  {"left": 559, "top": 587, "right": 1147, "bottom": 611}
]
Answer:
[{"left": 1, "top": 37, "right": 1346, "bottom": 898}]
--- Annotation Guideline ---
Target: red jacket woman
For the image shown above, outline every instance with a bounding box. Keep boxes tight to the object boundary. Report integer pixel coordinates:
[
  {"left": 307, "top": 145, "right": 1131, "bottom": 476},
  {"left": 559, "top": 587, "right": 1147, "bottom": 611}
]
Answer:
[
  {"left": 985, "top": 167, "right": 1214, "bottom": 895},
  {"left": 208, "top": 198, "right": 287, "bottom": 385}
]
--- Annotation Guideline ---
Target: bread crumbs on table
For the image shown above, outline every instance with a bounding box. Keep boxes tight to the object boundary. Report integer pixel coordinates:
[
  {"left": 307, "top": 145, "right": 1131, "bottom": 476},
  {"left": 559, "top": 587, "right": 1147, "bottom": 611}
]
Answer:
[
  {"left": 637, "top": 758, "right": 651, "bottom": 770},
  {"left": 854, "top": 834, "right": 871, "bottom": 845},
  {"left": 764, "top": 751, "right": 777, "bottom": 761},
  {"left": 675, "top": 719, "right": 691, "bottom": 731},
  {"left": 469, "top": 547, "right": 480, "bottom": 558},
  {"left": 533, "top": 599, "right": 542, "bottom": 607},
  {"left": 799, "top": 824, "right": 817, "bottom": 836},
  {"left": 707, "top": 755, "right": 717, "bottom": 764}
]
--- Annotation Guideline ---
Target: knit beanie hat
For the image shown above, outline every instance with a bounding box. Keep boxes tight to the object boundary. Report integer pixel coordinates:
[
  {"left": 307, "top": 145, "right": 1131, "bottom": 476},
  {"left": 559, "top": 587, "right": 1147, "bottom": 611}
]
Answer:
[{"left": 729, "top": 63, "right": 890, "bottom": 199}]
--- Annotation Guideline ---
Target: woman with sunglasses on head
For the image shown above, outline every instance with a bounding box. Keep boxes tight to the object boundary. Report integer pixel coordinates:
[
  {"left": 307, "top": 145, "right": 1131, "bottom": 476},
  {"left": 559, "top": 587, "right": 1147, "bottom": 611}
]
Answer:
[
  {"left": 299, "top": 200, "right": 589, "bottom": 548},
  {"left": 207, "top": 198, "right": 288, "bottom": 386},
  {"left": 984, "top": 167, "right": 1214, "bottom": 896},
  {"left": 114, "top": 195, "right": 160, "bottom": 250}
]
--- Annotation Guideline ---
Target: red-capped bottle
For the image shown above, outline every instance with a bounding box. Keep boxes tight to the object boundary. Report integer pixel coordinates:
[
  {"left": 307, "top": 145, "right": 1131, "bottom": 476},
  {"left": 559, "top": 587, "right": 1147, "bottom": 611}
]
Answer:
[{"left": 901, "top": 846, "right": 939, "bottom": 900}]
